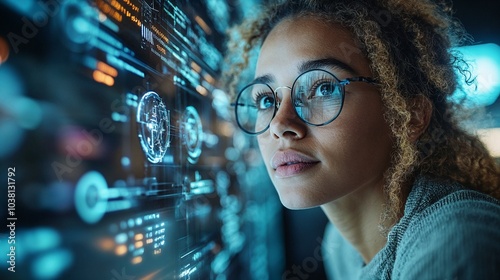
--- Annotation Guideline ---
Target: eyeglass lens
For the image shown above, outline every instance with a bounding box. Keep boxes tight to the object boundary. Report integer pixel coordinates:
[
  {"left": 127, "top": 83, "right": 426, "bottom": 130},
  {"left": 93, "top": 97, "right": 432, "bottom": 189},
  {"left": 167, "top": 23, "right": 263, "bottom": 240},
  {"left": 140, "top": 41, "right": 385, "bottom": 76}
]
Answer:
[{"left": 235, "top": 70, "right": 344, "bottom": 134}]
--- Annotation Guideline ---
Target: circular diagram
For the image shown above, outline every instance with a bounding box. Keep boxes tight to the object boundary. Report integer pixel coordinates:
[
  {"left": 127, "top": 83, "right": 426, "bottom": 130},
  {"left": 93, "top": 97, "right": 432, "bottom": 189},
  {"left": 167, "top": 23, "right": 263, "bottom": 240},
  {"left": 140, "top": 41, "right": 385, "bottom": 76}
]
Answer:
[
  {"left": 74, "top": 171, "right": 108, "bottom": 224},
  {"left": 136, "top": 91, "right": 170, "bottom": 163},
  {"left": 181, "top": 106, "right": 203, "bottom": 164}
]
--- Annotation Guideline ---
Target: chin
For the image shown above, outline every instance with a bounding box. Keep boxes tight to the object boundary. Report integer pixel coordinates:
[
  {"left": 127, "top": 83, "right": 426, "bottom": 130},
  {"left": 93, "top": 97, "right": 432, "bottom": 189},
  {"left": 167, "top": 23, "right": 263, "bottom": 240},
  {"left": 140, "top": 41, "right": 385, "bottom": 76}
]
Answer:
[{"left": 278, "top": 192, "right": 322, "bottom": 210}]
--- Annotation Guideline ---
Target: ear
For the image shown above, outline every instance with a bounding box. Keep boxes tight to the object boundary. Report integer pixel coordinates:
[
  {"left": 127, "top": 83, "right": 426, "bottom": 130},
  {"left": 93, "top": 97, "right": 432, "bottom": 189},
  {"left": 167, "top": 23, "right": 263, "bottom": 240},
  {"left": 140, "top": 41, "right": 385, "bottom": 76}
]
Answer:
[{"left": 408, "top": 95, "right": 432, "bottom": 142}]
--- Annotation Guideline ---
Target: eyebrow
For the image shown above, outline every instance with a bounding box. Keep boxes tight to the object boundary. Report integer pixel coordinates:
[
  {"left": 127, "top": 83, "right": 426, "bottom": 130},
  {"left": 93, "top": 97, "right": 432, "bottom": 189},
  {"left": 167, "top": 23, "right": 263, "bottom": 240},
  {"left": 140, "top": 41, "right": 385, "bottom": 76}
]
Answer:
[
  {"left": 250, "top": 57, "right": 358, "bottom": 85},
  {"left": 298, "top": 57, "right": 358, "bottom": 75},
  {"left": 250, "top": 74, "right": 275, "bottom": 85}
]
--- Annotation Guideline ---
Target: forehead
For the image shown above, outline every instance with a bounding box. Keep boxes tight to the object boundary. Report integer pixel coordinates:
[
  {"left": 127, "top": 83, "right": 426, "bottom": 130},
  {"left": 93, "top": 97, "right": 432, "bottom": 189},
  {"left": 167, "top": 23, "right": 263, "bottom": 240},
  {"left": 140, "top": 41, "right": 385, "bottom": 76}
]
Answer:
[{"left": 256, "top": 16, "right": 372, "bottom": 79}]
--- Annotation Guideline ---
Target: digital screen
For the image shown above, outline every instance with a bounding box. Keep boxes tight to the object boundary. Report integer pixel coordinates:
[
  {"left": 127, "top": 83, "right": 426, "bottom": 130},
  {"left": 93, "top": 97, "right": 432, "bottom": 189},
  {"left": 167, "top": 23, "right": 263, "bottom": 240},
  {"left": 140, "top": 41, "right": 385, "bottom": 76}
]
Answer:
[{"left": 0, "top": 0, "right": 284, "bottom": 279}]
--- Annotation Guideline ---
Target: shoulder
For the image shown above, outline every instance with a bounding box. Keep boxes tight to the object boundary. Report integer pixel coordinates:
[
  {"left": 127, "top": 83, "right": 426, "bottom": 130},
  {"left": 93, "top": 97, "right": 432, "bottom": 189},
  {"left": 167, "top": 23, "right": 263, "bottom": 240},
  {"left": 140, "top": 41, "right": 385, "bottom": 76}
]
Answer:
[
  {"left": 420, "top": 189, "right": 500, "bottom": 228},
  {"left": 394, "top": 188, "right": 500, "bottom": 279}
]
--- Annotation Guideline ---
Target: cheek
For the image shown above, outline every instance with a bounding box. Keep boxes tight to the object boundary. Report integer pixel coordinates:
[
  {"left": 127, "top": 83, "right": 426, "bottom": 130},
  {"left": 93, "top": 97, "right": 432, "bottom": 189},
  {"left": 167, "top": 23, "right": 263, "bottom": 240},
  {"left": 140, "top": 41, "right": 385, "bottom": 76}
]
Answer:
[
  {"left": 340, "top": 94, "right": 392, "bottom": 148},
  {"left": 348, "top": 120, "right": 392, "bottom": 169},
  {"left": 318, "top": 105, "right": 393, "bottom": 172},
  {"left": 257, "top": 137, "right": 271, "bottom": 164}
]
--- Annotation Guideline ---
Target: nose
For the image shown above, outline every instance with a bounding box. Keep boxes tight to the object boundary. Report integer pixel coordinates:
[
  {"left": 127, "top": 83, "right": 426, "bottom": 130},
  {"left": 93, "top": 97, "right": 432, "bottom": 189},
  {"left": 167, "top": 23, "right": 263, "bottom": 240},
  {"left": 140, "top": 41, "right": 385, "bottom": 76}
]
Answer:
[{"left": 268, "top": 87, "right": 307, "bottom": 140}]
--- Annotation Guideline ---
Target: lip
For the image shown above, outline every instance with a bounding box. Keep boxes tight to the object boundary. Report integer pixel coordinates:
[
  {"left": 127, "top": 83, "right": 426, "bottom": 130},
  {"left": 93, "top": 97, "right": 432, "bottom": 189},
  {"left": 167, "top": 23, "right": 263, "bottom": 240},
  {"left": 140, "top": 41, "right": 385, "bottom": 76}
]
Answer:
[{"left": 270, "top": 150, "right": 320, "bottom": 178}]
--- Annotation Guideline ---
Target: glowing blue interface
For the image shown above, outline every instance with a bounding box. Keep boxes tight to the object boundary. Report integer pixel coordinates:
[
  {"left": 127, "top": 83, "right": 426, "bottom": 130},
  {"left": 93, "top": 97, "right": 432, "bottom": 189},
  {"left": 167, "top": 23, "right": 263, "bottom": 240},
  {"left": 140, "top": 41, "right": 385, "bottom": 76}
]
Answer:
[{"left": 0, "top": 0, "right": 284, "bottom": 279}]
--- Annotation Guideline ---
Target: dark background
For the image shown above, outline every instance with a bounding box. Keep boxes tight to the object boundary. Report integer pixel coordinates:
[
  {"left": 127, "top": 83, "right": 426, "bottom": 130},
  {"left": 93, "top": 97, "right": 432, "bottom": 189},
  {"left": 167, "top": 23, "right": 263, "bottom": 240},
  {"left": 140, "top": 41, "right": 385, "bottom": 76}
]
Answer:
[{"left": 453, "top": 0, "right": 500, "bottom": 46}]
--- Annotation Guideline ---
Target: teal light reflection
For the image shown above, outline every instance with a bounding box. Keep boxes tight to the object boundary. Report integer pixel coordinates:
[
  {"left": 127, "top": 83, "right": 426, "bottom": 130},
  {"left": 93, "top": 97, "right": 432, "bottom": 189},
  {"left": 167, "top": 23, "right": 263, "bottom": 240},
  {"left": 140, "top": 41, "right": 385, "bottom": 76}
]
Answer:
[
  {"left": 0, "top": 64, "right": 25, "bottom": 158},
  {"left": 32, "top": 249, "right": 73, "bottom": 279},
  {"left": 452, "top": 43, "right": 500, "bottom": 107}
]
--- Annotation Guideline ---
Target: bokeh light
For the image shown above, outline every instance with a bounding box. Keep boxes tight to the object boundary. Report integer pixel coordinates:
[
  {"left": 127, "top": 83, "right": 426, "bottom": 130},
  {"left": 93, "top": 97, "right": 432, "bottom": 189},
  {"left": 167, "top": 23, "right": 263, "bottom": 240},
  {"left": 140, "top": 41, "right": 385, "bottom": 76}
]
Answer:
[
  {"left": 0, "top": 37, "right": 9, "bottom": 64},
  {"left": 452, "top": 43, "right": 500, "bottom": 107}
]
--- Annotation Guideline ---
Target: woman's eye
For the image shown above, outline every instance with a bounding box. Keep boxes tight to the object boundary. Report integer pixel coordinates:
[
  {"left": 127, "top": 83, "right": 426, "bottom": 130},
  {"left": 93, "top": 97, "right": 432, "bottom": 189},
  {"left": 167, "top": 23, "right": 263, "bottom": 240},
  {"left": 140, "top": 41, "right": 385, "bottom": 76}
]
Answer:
[
  {"left": 255, "top": 94, "right": 275, "bottom": 110},
  {"left": 313, "top": 82, "right": 336, "bottom": 97}
]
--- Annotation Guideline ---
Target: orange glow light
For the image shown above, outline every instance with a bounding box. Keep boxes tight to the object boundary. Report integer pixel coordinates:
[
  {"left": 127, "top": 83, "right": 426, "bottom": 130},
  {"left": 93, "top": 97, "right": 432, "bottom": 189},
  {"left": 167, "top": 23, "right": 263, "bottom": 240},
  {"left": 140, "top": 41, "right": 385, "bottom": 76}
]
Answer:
[
  {"left": 152, "top": 26, "right": 168, "bottom": 43},
  {"left": 97, "top": 238, "right": 115, "bottom": 251},
  {"left": 122, "top": 0, "right": 139, "bottom": 12},
  {"left": 97, "top": 61, "right": 118, "bottom": 77},
  {"left": 139, "top": 269, "right": 163, "bottom": 280},
  {"left": 135, "top": 241, "right": 144, "bottom": 248},
  {"left": 131, "top": 256, "right": 143, "bottom": 265},
  {"left": 191, "top": 61, "right": 201, "bottom": 73},
  {"left": 196, "top": 85, "right": 208, "bottom": 96},
  {"left": 93, "top": 70, "right": 115, "bottom": 86},
  {"left": 204, "top": 73, "right": 215, "bottom": 85},
  {"left": 194, "top": 15, "right": 212, "bottom": 35},
  {"left": 110, "top": 0, "right": 131, "bottom": 18},
  {"left": 115, "top": 244, "right": 127, "bottom": 256},
  {"left": 134, "top": 233, "right": 144, "bottom": 241},
  {"left": 0, "top": 37, "right": 9, "bottom": 64},
  {"left": 96, "top": 0, "right": 123, "bottom": 22},
  {"left": 156, "top": 44, "right": 166, "bottom": 55}
]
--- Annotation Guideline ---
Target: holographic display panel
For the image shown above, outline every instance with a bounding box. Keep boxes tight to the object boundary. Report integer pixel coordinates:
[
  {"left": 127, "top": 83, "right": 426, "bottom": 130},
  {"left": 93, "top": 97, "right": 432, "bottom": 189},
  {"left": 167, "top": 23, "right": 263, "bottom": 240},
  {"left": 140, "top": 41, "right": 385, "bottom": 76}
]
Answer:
[{"left": 0, "top": 0, "right": 284, "bottom": 279}]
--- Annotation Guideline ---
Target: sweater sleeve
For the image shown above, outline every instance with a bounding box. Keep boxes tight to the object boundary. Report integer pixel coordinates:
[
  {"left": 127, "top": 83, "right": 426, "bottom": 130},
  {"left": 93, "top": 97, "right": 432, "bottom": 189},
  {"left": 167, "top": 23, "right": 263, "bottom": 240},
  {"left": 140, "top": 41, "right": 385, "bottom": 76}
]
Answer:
[{"left": 394, "top": 191, "right": 500, "bottom": 279}]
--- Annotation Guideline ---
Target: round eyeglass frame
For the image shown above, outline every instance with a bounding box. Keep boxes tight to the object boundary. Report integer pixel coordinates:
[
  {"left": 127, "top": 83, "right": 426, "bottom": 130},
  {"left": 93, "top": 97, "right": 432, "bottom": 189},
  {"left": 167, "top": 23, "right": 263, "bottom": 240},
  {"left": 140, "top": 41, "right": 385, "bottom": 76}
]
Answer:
[{"left": 233, "top": 68, "right": 379, "bottom": 135}]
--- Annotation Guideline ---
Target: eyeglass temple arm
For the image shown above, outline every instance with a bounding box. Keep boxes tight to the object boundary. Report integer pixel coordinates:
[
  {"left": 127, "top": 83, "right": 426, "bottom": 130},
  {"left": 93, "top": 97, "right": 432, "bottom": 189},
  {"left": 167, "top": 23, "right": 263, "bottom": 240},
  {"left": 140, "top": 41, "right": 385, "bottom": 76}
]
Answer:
[
  {"left": 342, "top": 77, "right": 380, "bottom": 85},
  {"left": 230, "top": 102, "right": 257, "bottom": 108}
]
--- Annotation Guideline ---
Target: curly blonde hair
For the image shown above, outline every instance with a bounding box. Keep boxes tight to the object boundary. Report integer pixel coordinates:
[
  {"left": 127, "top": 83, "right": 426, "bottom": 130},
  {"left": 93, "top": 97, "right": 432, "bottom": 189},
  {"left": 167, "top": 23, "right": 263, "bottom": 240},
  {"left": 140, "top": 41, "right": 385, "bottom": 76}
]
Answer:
[{"left": 222, "top": 0, "right": 500, "bottom": 224}]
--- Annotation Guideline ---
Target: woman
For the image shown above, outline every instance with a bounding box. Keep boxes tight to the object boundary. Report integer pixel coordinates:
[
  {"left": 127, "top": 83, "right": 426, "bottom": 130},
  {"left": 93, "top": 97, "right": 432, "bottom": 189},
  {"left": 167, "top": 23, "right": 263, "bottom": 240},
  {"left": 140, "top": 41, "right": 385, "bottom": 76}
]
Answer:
[{"left": 224, "top": 0, "right": 500, "bottom": 278}]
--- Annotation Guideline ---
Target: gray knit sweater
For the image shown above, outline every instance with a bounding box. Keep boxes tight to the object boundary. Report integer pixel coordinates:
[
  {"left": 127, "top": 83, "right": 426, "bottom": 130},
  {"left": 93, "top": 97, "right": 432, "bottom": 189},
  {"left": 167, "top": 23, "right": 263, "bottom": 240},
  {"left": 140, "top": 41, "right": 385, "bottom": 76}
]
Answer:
[{"left": 322, "top": 175, "right": 500, "bottom": 279}]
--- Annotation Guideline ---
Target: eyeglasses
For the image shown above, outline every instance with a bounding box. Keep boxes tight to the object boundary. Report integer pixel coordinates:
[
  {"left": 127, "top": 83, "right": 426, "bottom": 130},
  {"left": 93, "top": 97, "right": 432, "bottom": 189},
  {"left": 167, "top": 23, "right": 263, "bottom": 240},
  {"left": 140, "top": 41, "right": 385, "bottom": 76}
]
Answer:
[{"left": 232, "top": 69, "right": 379, "bottom": 135}]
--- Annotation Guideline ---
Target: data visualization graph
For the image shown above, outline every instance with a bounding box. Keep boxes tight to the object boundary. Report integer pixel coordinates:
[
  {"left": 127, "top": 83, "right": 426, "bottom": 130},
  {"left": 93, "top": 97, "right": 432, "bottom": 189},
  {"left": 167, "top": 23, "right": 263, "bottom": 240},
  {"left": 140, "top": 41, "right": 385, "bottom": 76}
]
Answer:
[{"left": 0, "top": 0, "right": 284, "bottom": 279}]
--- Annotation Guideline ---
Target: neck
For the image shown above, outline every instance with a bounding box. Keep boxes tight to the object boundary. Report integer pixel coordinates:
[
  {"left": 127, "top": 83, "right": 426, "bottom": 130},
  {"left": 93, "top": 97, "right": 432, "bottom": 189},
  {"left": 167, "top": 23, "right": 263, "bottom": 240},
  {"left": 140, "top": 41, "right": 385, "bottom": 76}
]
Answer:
[{"left": 320, "top": 179, "right": 395, "bottom": 264}]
